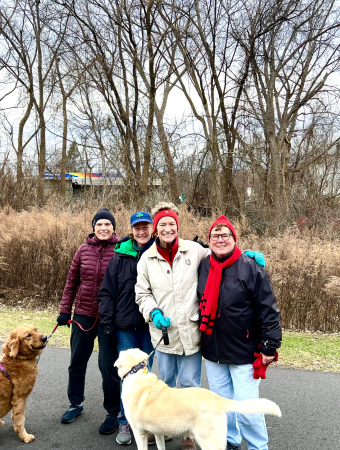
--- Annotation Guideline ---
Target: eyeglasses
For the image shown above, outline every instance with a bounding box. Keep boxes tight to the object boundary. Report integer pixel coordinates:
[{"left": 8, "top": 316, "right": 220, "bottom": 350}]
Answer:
[{"left": 210, "top": 233, "right": 233, "bottom": 242}]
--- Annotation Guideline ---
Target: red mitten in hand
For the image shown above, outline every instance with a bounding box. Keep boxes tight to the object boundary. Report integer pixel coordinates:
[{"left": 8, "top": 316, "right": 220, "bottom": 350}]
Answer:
[{"left": 253, "top": 351, "right": 279, "bottom": 380}]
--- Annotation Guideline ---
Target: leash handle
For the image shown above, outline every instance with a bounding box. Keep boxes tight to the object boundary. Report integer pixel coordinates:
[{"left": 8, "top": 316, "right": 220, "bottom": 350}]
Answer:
[{"left": 161, "top": 326, "right": 169, "bottom": 345}]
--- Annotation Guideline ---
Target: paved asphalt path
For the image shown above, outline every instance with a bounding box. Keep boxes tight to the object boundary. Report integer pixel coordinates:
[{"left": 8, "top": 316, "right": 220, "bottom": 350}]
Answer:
[{"left": 0, "top": 344, "right": 339, "bottom": 449}]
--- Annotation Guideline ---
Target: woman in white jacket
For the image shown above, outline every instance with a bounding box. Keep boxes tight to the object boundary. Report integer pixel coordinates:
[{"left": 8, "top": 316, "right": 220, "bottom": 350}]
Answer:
[{"left": 135, "top": 202, "right": 209, "bottom": 449}]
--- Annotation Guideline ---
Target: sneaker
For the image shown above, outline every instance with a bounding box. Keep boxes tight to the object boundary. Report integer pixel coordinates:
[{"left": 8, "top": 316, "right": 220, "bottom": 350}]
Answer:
[
  {"left": 182, "top": 438, "right": 196, "bottom": 448},
  {"left": 61, "top": 405, "right": 83, "bottom": 424},
  {"left": 99, "top": 414, "right": 119, "bottom": 435},
  {"left": 147, "top": 433, "right": 173, "bottom": 445},
  {"left": 116, "top": 423, "right": 132, "bottom": 445},
  {"left": 227, "top": 442, "right": 241, "bottom": 450}
]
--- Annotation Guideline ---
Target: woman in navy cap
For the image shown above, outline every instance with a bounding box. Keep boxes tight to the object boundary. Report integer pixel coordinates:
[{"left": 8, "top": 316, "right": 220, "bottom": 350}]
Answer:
[{"left": 98, "top": 211, "right": 157, "bottom": 446}]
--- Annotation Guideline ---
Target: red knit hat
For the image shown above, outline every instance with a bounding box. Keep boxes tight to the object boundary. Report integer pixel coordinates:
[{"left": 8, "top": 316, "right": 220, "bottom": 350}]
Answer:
[
  {"left": 153, "top": 210, "right": 179, "bottom": 234},
  {"left": 208, "top": 215, "right": 237, "bottom": 242}
]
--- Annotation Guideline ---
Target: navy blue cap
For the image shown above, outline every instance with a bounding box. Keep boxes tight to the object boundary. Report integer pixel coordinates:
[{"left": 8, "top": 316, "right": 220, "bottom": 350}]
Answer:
[{"left": 130, "top": 211, "right": 153, "bottom": 227}]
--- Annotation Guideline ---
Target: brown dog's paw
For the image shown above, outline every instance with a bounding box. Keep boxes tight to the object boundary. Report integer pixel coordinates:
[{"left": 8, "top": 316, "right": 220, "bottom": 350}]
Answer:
[
  {"left": 23, "top": 434, "right": 35, "bottom": 443},
  {"left": 0, "top": 418, "right": 5, "bottom": 427}
]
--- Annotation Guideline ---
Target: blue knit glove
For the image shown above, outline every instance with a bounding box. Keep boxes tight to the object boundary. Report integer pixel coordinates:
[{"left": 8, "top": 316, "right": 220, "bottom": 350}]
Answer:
[
  {"left": 245, "top": 250, "right": 265, "bottom": 268},
  {"left": 151, "top": 310, "right": 171, "bottom": 330}
]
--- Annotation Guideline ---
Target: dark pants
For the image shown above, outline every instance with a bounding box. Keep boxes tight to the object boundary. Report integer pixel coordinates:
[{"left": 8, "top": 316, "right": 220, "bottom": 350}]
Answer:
[{"left": 68, "top": 314, "right": 120, "bottom": 417}]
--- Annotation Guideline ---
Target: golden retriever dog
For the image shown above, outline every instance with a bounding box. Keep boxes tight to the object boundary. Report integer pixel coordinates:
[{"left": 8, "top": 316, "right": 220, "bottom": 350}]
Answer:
[
  {"left": 115, "top": 348, "right": 282, "bottom": 450},
  {"left": 0, "top": 324, "right": 47, "bottom": 443}
]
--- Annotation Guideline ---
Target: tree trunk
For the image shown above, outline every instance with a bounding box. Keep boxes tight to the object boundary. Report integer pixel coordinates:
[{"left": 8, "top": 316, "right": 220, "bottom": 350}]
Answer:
[
  {"left": 37, "top": 112, "right": 46, "bottom": 200},
  {"left": 17, "top": 97, "right": 34, "bottom": 208},
  {"left": 155, "top": 106, "right": 179, "bottom": 203},
  {"left": 139, "top": 0, "right": 156, "bottom": 208},
  {"left": 60, "top": 96, "right": 68, "bottom": 197}
]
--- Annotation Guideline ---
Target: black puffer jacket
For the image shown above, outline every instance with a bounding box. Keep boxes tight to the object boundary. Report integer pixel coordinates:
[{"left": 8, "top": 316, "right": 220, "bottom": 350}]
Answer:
[
  {"left": 197, "top": 253, "right": 282, "bottom": 365},
  {"left": 98, "top": 237, "right": 154, "bottom": 330}
]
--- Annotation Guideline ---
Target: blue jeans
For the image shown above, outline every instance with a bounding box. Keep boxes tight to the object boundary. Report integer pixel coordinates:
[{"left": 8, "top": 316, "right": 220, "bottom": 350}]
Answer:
[
  {"left": 155, "top": 350, "right": 202, "bottom": 388},
  {"left": 205, "top": 359, "right": 268, "bottom": 450},
  {"left": 116, "top": 329, "right": 154, "bottom": 425}
]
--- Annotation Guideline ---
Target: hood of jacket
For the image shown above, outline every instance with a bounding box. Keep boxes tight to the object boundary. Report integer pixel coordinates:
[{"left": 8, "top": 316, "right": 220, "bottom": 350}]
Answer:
[
  {"left": 115, "top": 236, "right": 155, "bottom": 258},
  {"left": 115, "top": 237, "right": 137, "bottom": 257}
]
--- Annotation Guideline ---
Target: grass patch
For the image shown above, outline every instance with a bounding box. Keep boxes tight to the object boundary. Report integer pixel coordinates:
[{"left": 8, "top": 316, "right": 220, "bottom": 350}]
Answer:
[
  {"left": 1, "top": 306, "right": 339, "bottom": 372},
  {"left": 0, "top": 306, "right": 99, "bottom": 351},
  {"left": 275, "top": 331, "right": 340, "bottom": 372}
]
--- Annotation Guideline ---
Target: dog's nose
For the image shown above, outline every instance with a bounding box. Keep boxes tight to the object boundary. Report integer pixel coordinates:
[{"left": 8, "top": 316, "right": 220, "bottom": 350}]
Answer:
[{"left": 41, "top": 335, "right": 47, "bottom": 342}]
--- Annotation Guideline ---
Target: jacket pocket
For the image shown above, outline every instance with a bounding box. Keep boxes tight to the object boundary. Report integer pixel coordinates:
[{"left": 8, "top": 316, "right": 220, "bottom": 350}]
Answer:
[
  {"left": 76, "top": 285, "right": 82, "bottom": 305},
  {"left": 239, "top": 318, "right": 258, "bottom": 354},
  {"left": 189, "top": 316, "right": 201, "bottom": 348}
]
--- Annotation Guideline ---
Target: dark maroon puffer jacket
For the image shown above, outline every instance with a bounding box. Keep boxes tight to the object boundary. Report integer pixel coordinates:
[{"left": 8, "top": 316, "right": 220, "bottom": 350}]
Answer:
[{"left": 60, "top": 233, "right": 120, "bottom": 317}]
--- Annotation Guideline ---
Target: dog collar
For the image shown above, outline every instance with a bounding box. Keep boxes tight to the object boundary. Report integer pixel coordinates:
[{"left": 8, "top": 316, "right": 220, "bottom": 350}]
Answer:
[
  {"left": 123, "top": 360, "right": 149, "bottom": 379},
  {"left": 0, "top": 355, "right": 10, "bottom": 381}
]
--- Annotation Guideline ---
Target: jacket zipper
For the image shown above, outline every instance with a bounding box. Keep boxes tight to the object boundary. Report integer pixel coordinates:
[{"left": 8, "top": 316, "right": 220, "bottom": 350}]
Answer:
[
  {"left": 214, "top": 312, "right": 220, "bottom": 363},
  {"left": 95, "top": 247, "right": 103, "bottom": 293},
  {"left": 215, "top": 282, "right": 224, "bottom": 363}
]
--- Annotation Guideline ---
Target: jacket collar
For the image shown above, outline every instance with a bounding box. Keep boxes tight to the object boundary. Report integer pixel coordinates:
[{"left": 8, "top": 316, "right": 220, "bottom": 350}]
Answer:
[
  {"left": 148, "top": 238, "right": 188, "bottom": 258},
  {"left": 115, "top": 237, "right": 155, "bottom": 258}
]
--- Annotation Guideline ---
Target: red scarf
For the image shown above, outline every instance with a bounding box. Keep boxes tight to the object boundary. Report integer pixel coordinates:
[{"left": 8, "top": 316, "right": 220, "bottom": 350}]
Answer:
[{"left": 199, "top": 246, "right": 242, "bottom": 335}]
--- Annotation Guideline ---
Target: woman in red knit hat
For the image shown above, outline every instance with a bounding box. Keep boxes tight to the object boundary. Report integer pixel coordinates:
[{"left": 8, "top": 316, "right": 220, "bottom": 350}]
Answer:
[
  {"left": 135, "top": 202, "right": 209, "bottom": 449},
  {"left": 197, "top": 216, "right": 281, "bottom": 450}
]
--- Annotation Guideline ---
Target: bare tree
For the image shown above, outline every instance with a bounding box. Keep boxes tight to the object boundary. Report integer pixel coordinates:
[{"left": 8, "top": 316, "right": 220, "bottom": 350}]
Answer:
[
  {"left": 237, "top": 0, "right": 340, "bottom": 222},
  {"left": 53, "top": 29, "right": 85, "bottom": 196},
  {"left": 62, "top": 0, "right": 178, "bottom": 208},
  {"left": 0, "top": 0, "right": 69, "bottom": 200},
  {"left": 158, "top": 0, "right": 264, "bottom": 215}
]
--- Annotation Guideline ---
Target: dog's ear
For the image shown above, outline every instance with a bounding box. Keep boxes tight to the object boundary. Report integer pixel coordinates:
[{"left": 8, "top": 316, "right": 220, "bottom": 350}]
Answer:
[
  {"left": 114, "top": 352, "right": 124, "bottom": 369},
  {"left": 7, "top": 336, "right": 21, "bottom": 358}
]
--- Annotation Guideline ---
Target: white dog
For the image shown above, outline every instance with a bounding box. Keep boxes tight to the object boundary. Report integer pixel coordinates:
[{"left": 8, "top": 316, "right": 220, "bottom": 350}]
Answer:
[{"left": 115, "top": 348, "right": 281, "bottom": 450}]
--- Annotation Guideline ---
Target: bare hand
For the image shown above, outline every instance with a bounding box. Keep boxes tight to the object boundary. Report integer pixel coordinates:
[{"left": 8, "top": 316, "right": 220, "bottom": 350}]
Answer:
[{"left": 262, "top": 354, "right": 275, "bottom": 365}]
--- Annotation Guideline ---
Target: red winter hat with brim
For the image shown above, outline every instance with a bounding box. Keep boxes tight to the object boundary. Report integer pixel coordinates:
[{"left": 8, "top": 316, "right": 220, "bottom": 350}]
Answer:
[
  {"left": 209, "top": 215, "right": 237, "bottom": 242},
  {"left": 153, "top": 210, "right": 179, "bottom": 234}
]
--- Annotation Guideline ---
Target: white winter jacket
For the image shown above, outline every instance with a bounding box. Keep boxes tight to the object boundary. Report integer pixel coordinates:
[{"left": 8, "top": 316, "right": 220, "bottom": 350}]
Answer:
[{"left": 135, "top": 238, "right": 210, "bottom": 355}]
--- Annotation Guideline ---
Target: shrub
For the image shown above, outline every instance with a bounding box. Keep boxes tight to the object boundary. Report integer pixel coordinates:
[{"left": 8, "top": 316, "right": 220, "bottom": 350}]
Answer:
[{"left": 1, "top": 204, "right": 340, "bottom": 331}]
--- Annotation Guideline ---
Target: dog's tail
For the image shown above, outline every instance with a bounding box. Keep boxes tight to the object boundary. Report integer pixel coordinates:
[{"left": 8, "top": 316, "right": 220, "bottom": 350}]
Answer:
[{"left": 223, "top": 398, "right": 281, "bottom": 417}]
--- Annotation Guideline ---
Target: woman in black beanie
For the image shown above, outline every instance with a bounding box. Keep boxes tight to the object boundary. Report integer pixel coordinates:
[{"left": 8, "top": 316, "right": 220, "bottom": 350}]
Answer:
[{"left": 57, "top": 208, "right": 121, "bottom": 435}]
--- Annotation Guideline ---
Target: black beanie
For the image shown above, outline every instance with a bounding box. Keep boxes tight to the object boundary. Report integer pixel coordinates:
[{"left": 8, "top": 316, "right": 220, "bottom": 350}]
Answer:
[{"left": 92, "top": 208, "right": 116, "bottom": 231}]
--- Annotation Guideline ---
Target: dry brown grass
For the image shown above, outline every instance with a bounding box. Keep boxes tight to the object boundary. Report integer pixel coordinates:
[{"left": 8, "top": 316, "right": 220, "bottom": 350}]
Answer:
[
  {"left": 240, "top": 228, "right": 340, "bottom": 332},
  {"left": 1, "top": 204, "right": 340, "bottom": 331}
]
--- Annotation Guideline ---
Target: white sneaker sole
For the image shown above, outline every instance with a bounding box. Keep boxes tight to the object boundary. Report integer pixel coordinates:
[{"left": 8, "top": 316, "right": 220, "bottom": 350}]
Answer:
[{"left": 116, "top": 436, "right": 132, "bottom": 445}]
